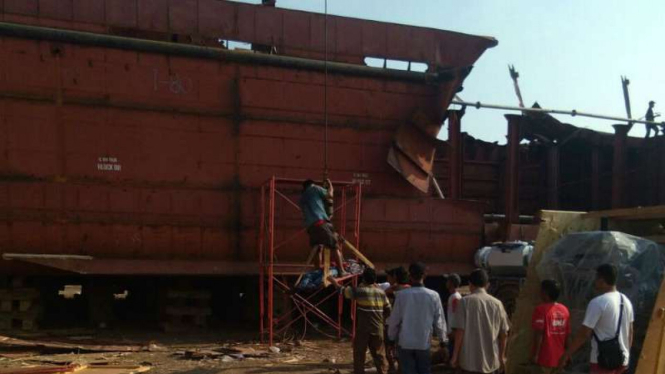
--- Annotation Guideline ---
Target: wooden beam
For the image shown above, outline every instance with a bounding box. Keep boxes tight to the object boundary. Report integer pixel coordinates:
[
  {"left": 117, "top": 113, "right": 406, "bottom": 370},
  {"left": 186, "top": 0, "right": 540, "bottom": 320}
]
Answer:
[
  {"left": 342, "top": 239, "right": 375, "bottom": 269},
  {"left": 643, "top": 236, "right": 665, "bottom": 244},
  {"left": 322, "top": 248, "right": 331, "bottom": 287},
  {"left": 635, "top": 276, "right": 665, "bottom": 374},
  {"left": 585, "top": 205, "right": 665, "bottom": 220},
  {"left": 294, "top": 246, "right": 320, "bottom": 288}
]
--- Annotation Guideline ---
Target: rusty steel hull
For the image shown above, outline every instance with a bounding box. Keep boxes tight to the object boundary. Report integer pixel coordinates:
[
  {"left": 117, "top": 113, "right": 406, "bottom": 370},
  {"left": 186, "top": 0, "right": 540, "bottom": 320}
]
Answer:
[{"left": 0, "top": 1, "right": 496, "bottom": 275}]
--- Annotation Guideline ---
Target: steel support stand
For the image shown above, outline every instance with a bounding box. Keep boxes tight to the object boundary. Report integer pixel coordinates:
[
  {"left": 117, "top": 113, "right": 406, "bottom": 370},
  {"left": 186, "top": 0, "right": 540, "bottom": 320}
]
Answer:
[
  {"left": 504, "top": 115, "right": 522, "bottom": 240},
  {"left": 448, "top": 110, "right": 464, "bottom": 200},
  {"left": 612, "top": 125, "right": 629, "bottom": 208}
]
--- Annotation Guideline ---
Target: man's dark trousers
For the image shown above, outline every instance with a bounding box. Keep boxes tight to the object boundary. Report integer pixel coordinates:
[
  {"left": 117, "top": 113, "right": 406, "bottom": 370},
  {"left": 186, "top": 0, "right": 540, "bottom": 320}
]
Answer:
[{"left": 398, "top": 348, "right": 430, "bottom": 374}]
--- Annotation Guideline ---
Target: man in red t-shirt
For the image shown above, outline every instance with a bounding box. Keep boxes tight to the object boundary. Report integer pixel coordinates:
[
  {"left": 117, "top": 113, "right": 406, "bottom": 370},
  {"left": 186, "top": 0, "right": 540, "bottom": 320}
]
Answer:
[{"left": 531, "top": 279, "right": 570, "bottom": 374}]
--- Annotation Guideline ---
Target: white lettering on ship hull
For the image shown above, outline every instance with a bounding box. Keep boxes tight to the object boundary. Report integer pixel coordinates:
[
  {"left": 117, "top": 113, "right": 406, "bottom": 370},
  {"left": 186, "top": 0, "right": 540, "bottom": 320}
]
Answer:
[{"left": 97, "top": 156, "right": 122, "bottom": 172}]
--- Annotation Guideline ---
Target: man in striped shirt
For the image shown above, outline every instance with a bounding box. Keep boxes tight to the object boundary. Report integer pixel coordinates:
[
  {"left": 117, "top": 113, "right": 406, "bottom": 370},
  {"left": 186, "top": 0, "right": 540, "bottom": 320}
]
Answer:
[{"left": 329, "top": 268, "right": 391, "bottom": 374}]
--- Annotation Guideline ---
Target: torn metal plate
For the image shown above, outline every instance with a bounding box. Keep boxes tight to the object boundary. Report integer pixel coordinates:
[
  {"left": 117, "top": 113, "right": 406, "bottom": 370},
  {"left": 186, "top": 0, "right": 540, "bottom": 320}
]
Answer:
[{"left": 388, "top": 110, "right": 443, "bottom": 194}]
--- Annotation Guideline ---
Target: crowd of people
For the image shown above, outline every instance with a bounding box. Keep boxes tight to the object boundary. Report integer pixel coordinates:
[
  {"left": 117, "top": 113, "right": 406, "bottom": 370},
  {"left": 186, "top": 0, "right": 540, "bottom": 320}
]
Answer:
[
  {"left": 329, "top": 265, "right": 508, "bottom": 374},
  {"left": 329, "top": 263, "right": 634, "bottom": 374},
  {"left": 300, "top": 179, "right": 635, "bottom": 374}
]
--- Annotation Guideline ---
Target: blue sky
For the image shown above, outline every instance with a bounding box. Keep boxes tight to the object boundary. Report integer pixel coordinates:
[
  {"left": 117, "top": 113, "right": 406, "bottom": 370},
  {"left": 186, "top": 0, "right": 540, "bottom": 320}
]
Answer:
[{"left": 236, "top": 0, "right": 665, "bottom": 143}]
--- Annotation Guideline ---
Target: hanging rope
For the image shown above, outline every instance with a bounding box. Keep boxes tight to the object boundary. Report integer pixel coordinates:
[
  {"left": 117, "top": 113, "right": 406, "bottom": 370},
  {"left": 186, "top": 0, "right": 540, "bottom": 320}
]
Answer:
[{"left": 323, "top": 0, "right": 329, "bottom": 180}]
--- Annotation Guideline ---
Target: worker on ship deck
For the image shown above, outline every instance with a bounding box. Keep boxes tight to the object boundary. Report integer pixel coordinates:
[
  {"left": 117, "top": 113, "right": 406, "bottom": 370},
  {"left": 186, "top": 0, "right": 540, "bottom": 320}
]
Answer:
[
  {"left": 644, "top": 101, "right": 661, "bottom": 138},
  {"left": 299, "top": 179, "right": 348, "bottom": 277}
]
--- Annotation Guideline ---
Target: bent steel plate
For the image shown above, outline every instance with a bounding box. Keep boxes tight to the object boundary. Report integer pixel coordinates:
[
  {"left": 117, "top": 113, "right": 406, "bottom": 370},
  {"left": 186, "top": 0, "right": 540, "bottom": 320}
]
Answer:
[{"left": 388, "top": 110, "right": 444, "bottom": 194}]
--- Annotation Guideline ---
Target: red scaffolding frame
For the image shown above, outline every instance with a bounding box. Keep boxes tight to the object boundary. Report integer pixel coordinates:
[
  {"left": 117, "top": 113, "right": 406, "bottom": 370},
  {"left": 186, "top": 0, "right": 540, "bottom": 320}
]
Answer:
[{"left": 258, "top": 177, "right": 363, "bottom": 346}]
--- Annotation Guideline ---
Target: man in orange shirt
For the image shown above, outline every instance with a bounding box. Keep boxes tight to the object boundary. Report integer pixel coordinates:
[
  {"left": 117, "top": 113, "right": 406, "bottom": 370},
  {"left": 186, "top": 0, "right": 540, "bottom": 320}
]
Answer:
[{"left": 531, "top": 280, "right": 570, "bottom": 374}]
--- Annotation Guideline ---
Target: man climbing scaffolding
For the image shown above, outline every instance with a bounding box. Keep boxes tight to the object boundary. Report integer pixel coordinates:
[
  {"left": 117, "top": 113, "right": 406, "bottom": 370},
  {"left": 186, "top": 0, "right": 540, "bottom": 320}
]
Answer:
[{"left": 299, "top": 179, "right": 348, "bottom": 277}]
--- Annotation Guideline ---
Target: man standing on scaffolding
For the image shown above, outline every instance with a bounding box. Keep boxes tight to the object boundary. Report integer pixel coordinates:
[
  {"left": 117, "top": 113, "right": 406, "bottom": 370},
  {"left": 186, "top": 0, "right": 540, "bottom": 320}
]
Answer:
[{"left": 300, "top": 179, "right": 348, "bottom": 276}]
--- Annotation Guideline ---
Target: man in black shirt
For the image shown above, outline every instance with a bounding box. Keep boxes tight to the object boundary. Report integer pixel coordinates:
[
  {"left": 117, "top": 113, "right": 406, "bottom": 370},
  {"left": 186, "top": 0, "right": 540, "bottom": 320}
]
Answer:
[{"left": 645, "top": 101, "right": 661, "bottom": 138}]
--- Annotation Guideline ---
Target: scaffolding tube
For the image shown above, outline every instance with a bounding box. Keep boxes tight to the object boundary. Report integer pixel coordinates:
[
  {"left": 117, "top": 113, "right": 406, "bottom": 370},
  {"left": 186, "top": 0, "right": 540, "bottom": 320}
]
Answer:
[
  {"left": 0, "top": 22, "right": 465, "bottom": 84},
  {"left": 451, "top": 100, "right": 663, "bottom": 126}
]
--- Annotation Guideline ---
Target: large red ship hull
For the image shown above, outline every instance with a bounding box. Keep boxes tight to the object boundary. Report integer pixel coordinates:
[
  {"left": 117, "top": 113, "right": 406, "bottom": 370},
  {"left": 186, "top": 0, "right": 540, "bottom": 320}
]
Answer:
[{"left": 0, "top": 0, "right": 497, "bottom": 275}]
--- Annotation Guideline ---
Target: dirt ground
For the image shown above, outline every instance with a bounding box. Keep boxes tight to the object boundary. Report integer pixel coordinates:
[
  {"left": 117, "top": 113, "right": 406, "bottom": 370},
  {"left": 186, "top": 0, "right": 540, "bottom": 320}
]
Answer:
[{"left": 0, "top": 330, "right": 452, "bottom": 374}]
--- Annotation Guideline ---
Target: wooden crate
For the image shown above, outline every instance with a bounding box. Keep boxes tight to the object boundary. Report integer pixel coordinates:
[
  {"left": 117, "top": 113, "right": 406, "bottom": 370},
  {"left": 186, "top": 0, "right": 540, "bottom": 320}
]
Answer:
[{"left": 0, "top": 287, "right": 40, "bottom": 331}]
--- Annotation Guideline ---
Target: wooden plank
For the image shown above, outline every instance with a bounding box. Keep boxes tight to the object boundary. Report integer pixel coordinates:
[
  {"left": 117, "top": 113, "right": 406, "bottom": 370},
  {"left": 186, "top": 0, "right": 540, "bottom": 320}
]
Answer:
[
  {"left": 79, "top": 366, "right": 150, "bottom": 374},
  {"left": 164, "top": 306, "right": 212, "bottom": 317},
  {"left": 294, "top": 246, "right": 319, "bottom": 288},
  {"left": 0, "top": 289, "right": 40, "bottom": 300},
  {"left": 635, "top": 276, "right": 665, "bottom": 374},
  {"left": 0, "top": 335, "right": 146, "bottom": 352},
  {"left": 166, "top": 290, "right": 211, "bottom": 300},
  {"left": 342, "top": 239, "right": 375, "bottom": 269},
  {"left": 0, "top": 365, "right": 150, "bottom": 374},
  {"left": 322, "top": 248, "right": 331, "bottom": 288},
  {"left": 643, "top": 235, "right": 665, "bottom": 244},
  {"left": 0, "top": 365, "right": 85, "bottom": 374},
  {"left": 506, "top": 210, "right": 599, "bottom": 374},
  {"left": 584, "top": 205, "right": 665, "bottom": 220}
]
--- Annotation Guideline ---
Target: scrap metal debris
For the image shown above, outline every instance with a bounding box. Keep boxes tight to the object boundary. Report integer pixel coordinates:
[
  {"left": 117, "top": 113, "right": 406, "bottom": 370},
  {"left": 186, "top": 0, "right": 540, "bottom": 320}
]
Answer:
[{"left": 175, "top": 346, "right": 272, "bottom": 361}]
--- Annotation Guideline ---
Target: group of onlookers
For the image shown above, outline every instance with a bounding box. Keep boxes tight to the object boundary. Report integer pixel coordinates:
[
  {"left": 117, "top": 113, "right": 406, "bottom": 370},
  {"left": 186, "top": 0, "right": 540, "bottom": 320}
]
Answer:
[
  {"left": 330, "top": 264, "right": 508, "bottom": 374},
  {"left": 331, "top": 262, "right": 634, "bottom": 374},
  {"left": 304, "top": 180, "right": 635, "bottom": 374}
]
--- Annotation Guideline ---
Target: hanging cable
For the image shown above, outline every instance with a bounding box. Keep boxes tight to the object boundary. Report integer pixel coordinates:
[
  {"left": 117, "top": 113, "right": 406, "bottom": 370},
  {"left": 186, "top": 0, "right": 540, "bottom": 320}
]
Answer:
[{"left": 323, "top": 0, "right": 329, "bottom": 180}]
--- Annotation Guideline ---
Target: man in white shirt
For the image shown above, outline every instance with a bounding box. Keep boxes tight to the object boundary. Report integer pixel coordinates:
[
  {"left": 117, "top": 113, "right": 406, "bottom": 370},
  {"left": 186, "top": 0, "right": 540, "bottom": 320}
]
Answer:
[
  {"left": 450, "top": 269, "right": 510, "bottom": 374},
  {"left": 388, "top": 262, "right": 447, "bottom": 374},
  {"left": 445, "top": 274, "right": 462, "bottom": 357},
  {"left": 559, "top": 264, "right": 634, "bottom": 374}
]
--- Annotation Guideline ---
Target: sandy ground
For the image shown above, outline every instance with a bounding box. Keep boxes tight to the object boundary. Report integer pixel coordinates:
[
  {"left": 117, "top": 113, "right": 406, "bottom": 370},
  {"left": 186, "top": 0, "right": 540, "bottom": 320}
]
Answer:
[{"left": 0, "top": 330, "right": 453, "bottom": 374}]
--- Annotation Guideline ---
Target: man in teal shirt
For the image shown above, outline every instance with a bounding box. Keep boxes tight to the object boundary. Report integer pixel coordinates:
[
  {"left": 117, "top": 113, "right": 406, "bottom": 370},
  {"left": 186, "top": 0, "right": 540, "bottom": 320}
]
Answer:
[{"left": 299, "top": 179, "right": 346, "bottom": 275}]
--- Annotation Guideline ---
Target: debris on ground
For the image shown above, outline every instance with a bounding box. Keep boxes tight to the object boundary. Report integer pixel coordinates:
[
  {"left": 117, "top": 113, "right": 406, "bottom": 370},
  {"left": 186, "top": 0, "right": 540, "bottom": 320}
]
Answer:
[
  {"left": 175, "top": 346, "right": 273, "bottom": 361},
  {"left": 0, "top": 332, "right": 372, "bottom": 374}
]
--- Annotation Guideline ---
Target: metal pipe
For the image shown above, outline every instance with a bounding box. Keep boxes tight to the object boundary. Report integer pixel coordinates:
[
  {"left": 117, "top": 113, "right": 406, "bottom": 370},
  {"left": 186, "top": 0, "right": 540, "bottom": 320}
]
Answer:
[
  {"left": 483, "top": 214, "right": 535, "bottom": 223},
  {"left": 268, "top": 176, "right": 276, "bottom": 347},
  {"left": 258, "top": 184, "right": 266, "bottom": 343},
  {"left": 452, "top": 100, "right": 664, "bottom": 126},
  {"left": 505, "top": 115, "right": 522, "bottom": 237},
  {"left": 448, "top": 110, "right": 463, "bottom": 199},
  {"left": 591, "top": 139, "right": 601, "bottom": 210},
  {"left": 621, "top": 76, "right": 632, "bottom": 121},
  {"left": 2, "top": 253, "right": 93, "bottom": 260},
  {"left": 547, "top": 146, "right": 560, "bottom": 209},
  {"left": 0, "top": 22, "right": 460, "bottom": 84},
  {"left": 612, "top": 125, "right": 629, "bottom": 208},
  {"left": 323, "top": 0, "right": 329, "bottom": 179},
  {"left": 352, "top": 183, "right": 361, "bottom": 340},
  {"left": 431, "top": 176, "right": 445, "bottom": 199}
]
